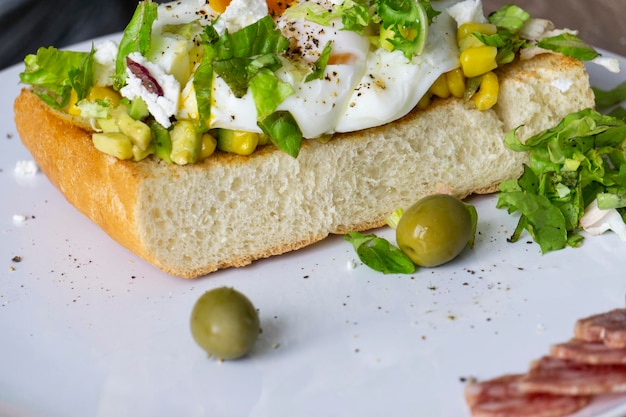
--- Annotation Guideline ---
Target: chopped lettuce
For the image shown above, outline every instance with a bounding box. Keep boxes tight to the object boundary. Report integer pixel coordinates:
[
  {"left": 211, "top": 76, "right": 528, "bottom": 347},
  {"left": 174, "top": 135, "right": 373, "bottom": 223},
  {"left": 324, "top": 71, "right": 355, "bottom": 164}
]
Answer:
[
  {"left": 20, "top": 47, "right": 94, "bottom": 109},
  {"left": 305, "top": 41, "right": 334, "bottom": 82},
  {"left": 197, "top": 16, "right": 304, "bottom": 155},
  {"left": 497, "top": 109, "right": 626, "bottom": 252},
  {"left": 114, "top": 0, "right": 158, "bottom": 90}
]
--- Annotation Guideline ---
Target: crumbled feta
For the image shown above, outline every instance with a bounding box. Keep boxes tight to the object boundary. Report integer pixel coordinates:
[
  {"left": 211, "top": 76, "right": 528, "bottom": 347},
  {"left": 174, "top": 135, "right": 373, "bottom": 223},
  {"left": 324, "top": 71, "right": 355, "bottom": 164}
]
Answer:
[
  {"left": 120, "top": 52, "right": 181, "bottom": 128},
  {"left": 347, "top": 259, "right": 358, "bottom": 270},
  {"left": 213, "top": 0, "right": 268, "bottom": 34},
  {"left": 12, "top": 214, "right": 27, "bottom": 225},
  {"left": 446, "top": 0, "right": 488, "bottom": 26},
  {"left": 94, "top": 40, "right": 119, "bottom": 87},
  {"left": 14, "top": 160, "right": 39, "bottom": 177}
]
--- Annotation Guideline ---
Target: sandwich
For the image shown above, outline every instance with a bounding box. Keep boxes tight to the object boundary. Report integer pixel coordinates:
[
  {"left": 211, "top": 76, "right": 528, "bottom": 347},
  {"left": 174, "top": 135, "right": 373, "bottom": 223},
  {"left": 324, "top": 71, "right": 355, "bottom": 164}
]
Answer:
[{"left": 13, "top": 0, "right": 606, "bottom": 278}]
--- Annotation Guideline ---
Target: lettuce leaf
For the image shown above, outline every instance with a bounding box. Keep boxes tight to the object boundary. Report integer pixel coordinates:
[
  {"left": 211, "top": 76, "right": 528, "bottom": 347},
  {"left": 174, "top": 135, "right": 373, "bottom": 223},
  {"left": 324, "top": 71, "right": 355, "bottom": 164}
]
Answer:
[
  {"left": 497, "top": 109, "right": 626, "bottom": 252},
  {"left": 536, "top": 33, "right": 599, "bottom": 61},
  {"left": 114, "top": 0, "right": 158, "bottom": 90},
  {"left": 19, "top": 46, "right": 94, "bottom": 109}
]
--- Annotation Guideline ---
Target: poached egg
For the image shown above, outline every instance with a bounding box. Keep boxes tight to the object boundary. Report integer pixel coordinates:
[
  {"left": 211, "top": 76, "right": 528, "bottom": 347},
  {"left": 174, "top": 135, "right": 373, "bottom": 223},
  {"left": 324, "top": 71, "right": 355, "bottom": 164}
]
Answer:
[{"left": 96, "top": 0, "right": 468, "bottom": 139}]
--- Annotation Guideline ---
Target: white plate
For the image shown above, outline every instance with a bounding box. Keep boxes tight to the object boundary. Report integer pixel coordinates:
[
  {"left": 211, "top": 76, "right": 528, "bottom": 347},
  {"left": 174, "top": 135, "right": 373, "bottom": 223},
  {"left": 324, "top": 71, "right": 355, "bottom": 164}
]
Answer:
[{"left": 1, "top": 42, "right": 625, "bottom": 417}]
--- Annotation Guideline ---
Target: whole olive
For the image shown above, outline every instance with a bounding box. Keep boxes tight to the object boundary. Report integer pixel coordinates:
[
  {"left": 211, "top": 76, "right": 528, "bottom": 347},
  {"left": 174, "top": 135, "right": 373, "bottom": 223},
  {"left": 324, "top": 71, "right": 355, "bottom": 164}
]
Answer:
[
  {"left": 396, "top": 194, "right": 474, "bottom": 267},
  {"left": 190, "top": 287, "right": 260, "bottom": 360}
]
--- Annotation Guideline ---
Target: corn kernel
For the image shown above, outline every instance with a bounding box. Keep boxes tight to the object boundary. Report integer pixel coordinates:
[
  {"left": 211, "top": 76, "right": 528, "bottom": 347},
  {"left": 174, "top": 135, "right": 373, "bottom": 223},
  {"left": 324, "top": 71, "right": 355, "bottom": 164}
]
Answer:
[
  {"left": 459, "top": 45, "right": 498, "bottom": 78},
  {"left": 430, "top": 74, "right": 450, "bottom": 98},
  {"left": 458, "top": 35, "right": 485, "bottom": 52},
  {"left": 88, "top": 86, "right": 122, "bottom": 106},
  {"left": 472, "top": 71, "right": 499, "bottom": 111},
  {"left": 457, "top": 22, "right": 497, "bottom": 42},
  {"left": 199, "top": 133, "right": 217, "bottom": 160},
  {"left": 217, "top": 130, "right": 259, "bottom": 156},
  {"left": 446, "top": 68, "right": 466, "bottom": 98},
  {"left": 67, "top": 89, "right": 81, "bottom": 116}
]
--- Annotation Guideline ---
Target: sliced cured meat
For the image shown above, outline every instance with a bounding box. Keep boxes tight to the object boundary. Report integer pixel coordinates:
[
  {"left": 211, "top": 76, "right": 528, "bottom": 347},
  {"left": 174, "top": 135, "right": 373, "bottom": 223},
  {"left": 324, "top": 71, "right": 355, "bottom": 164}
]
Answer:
[
  {"left": 465, "top": 374, "right": 591, "bottom": 417},
  {"left": 520, "top": 356, "right": 626, "bottom": 396},
  {"left": 574, "top": 308, "right": 626, "bottom": 348},
  {"left": 551, "top": 338, "right": 626, "bottom": 365}
]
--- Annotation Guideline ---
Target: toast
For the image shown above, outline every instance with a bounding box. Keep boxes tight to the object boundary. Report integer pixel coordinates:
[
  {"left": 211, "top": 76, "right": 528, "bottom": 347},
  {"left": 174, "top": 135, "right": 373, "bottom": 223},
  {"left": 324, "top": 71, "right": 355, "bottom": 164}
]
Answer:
[{"left": 14, "top": 53, "right": 594, "bottom": 278}]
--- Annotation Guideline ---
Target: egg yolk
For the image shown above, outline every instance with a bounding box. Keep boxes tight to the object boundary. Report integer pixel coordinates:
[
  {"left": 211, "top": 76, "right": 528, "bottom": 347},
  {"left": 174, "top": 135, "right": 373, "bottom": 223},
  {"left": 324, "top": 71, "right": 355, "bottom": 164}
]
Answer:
[{"left": 210, "top": 0, "right": 297, "bottom": 16}]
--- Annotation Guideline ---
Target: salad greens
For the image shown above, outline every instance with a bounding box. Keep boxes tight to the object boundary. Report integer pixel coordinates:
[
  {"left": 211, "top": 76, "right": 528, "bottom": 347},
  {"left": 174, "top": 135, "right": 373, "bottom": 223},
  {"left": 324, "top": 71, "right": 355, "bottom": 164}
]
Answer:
[
  {"left": 114, "top": 0, "right": 158, "bottom": 89},
  {"left": 20, "top": 47, "right": 94, "bottom": 109},
  {"left": 497, "top": 109, "right": 626, "bottom": 253},
  {"left": 344, "top": 232, "right": 416, "bottom": 274},
  {"left": 283, "top": 0, "right": 438, "bottom": 60},
  {"left": 474, "top": 4, "right": 598, "bottom": 65}
]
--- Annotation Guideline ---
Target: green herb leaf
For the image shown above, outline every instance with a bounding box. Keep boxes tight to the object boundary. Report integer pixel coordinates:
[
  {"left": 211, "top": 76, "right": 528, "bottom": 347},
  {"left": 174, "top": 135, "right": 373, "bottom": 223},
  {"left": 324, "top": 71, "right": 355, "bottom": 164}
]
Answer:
[
  {"left": 536, "top": 33, "right": 599, "bottom": 61},
  {"left": 258, "top": 111, "right": 303, "bottom": 157},
  {"left": 68, "top": 46, "right": 96, "bottom": 102},
  {"left": 344, "top": 232, "right": 416, "bottom": 274},
  {"left": 114, "top": 0, "right": 158, "bottom": 90},
  {"left": 193, "top": 44, "right": 215, "bottom": 133},
  {"left": 305, "top": 41, "right": 333, "bottom": 82},
  {"left": 488, "top": 4, "right": 530, "bottom": 34}
]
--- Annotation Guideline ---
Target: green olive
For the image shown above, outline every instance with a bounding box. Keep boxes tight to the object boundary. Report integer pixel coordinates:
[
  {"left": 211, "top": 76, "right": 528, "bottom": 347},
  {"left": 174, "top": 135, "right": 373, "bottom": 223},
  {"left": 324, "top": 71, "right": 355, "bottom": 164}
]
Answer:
[
  {"left": 190, "top": 287, "right": 260, "bottom": 360},
  {"left": 396, "top": 194, "right": 474, "bottom": 267}
]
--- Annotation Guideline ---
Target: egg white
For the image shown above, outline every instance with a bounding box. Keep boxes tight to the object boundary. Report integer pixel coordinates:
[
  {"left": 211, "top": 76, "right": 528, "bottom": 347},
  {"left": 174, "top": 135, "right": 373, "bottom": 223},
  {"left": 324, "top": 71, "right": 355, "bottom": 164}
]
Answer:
[{"left": 101, "top": 0, "right": 469, "bottom": 138}]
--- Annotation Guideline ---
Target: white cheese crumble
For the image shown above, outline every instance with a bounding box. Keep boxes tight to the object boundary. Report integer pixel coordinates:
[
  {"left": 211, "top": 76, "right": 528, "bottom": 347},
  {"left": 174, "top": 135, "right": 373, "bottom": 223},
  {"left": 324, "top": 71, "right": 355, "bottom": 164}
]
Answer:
[
  {"left": 14, "top": 160, "right": 39, "bottom": 177},
  {"left": 213, "top": 0, "right": 268, "bottom": 34},
  {"left": 12, "top": 214, "right": 27, "bottom": 225},
  {"left": 120, "top": 52, "right": 181, "bottom": 128},
  {"left": 347, "top": 259, "right": 358, "bottom": 270},
  {"left": 446, "top": 0, "right": 488, "bottom": 26},
  {"left": 93, "top": 40, "right": 118, "bottom": 87}
]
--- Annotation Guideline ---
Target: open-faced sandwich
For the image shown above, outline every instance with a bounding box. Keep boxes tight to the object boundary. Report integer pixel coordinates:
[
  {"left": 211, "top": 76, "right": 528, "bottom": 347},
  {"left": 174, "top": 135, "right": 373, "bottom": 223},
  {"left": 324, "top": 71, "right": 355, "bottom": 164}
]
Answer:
[{"left": 14, "top": 0, "right": 610, "bottom": 278}]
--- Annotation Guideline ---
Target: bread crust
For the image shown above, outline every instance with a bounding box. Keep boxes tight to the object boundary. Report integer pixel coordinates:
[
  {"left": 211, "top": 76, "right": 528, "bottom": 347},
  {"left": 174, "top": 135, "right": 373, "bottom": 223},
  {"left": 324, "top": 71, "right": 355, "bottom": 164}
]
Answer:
[{"left": 14, "top": 53, "right": 595, "bottom": 278}]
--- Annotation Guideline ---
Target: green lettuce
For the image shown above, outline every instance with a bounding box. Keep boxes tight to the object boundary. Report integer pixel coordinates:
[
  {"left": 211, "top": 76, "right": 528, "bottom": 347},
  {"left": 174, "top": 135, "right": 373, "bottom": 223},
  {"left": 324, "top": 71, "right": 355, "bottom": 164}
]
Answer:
[
  {"left": 19, "top": 46, "right": 95, "bottom": 109},
  {"left": 114, "top": 0, "right": 158, "bottom": 89},
  {"left": 497, "top": 109, "right": 626, "bottom": 253},
  {"left": 196, "top": 16, "right": 305, "bottom": 155},
  {"left": 344, "top": 232, "right": 416, "bottom": 274}
]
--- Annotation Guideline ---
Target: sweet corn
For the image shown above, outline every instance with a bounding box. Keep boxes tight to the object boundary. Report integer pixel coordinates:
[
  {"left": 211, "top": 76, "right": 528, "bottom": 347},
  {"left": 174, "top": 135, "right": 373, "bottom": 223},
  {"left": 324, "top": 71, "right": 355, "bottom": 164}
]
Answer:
[
  {"left": 472, "top": 71, "right": 499, "bottom": 111},
  {"left": 217, "top": 130, "right": 259, "bottom": 156},
  {"left": 446, "top": 68, "right": 466, "bottom": 98},
  {"left": 459, "top": 45, "right": 498, "bottom": 78},
  {"left": 67, "top": 89, "right": 81, "bottom": 116},
  {"left": 457, "top": 22, "right": 497, "bottom": 42},
  {"left": 67, "top": 86, "right": 122, "bottom": 116},
  {"left": 89, "top": 86, "right": 122, "bottom": 106},
  {"left": 199, "top": 133, "right": 218, "bottom": 160},
  {"left": 430, "top": 73, "right": 450, "bottom": 99}
]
